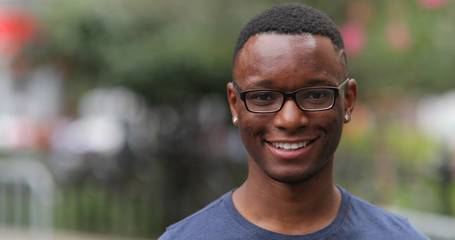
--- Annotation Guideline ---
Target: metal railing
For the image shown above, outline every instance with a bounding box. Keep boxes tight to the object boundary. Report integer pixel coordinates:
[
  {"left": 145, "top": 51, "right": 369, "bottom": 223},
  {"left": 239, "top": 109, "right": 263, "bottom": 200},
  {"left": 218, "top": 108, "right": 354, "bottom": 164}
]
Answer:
[{"left": 0, "top": 158, "right": 54, "bottom": 240}]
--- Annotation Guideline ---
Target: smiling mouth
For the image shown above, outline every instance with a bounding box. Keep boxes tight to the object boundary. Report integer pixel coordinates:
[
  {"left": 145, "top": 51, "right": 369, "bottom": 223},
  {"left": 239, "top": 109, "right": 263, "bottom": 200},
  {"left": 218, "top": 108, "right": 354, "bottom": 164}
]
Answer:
[{"left": 270, "top": 141, "right": 311, "bottom": 151}]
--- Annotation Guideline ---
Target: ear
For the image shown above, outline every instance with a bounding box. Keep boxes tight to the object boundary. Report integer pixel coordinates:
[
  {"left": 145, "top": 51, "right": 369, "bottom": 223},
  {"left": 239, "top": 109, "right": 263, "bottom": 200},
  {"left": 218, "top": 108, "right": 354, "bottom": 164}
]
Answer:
[
  {"left": 227, "top": 82, "right": 239, "bottom": 125},
  {"left": 343, "top": 79, "right": 357, "bottom": 123}
]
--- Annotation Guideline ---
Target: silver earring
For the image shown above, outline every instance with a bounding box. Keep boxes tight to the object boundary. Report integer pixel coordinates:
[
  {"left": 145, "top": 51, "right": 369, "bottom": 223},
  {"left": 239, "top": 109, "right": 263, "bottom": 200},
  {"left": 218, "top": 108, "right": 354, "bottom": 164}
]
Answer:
[
  {"left": 345, "top": 114, "right": 350, "bottom": 121},
  {"left": 232, "top": 116, "right": 238, "bottom": 124}
]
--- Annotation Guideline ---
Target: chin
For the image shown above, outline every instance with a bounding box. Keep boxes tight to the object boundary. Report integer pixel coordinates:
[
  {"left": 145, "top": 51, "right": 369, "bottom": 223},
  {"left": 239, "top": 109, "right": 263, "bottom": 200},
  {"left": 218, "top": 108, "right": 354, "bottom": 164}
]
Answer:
[
  {"left": 264, "top": 159, "right": 332, "bottom": 184},
  {"left": 266, "top": 169, "right": 318, "bottom": 184}
]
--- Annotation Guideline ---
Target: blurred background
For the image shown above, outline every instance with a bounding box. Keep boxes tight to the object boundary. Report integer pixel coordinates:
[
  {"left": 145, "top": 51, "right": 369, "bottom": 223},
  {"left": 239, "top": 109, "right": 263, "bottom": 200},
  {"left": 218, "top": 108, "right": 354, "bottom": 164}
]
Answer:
[{"left": 0, "top": 0, "right": 454, "bottom": 239}]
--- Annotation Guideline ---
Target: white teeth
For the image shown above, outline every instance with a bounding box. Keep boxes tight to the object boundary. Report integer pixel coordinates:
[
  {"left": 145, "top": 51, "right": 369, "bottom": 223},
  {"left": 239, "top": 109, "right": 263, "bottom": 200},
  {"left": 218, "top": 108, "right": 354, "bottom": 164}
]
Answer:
[{"left": 272, "top": 141, "right": 309, "bottom": 150}]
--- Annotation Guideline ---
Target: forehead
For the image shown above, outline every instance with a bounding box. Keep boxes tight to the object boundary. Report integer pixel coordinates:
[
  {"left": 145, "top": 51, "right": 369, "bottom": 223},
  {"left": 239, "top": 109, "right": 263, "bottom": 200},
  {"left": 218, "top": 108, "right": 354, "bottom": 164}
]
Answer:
[
  {"left": 242, "top": 33, "right": 318, "bottom": 60},
  {"left": 233, "top": 33, "right": 345, "bottom": 87}
]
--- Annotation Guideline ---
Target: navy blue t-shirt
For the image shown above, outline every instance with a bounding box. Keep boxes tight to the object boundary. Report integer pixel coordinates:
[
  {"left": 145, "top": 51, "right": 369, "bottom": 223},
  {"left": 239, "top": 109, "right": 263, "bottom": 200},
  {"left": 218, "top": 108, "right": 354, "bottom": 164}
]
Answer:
[{"left": 159, "top": 186, "right": 428, "bottom": 239}]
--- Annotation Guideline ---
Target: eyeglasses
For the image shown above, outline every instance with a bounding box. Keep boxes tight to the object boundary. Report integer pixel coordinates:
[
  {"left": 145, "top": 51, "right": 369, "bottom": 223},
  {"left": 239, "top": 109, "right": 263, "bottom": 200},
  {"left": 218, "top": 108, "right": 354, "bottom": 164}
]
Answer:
[{"left": 232, "top": 78, "right": 350, "bottom": 113}]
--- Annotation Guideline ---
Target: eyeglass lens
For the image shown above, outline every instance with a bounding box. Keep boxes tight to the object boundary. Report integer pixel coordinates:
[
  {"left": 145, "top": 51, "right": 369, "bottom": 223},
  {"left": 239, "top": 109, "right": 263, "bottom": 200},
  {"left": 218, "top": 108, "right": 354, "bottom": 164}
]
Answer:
[{"left": 244, "top": 88, "right": 335, "bottom": 112}]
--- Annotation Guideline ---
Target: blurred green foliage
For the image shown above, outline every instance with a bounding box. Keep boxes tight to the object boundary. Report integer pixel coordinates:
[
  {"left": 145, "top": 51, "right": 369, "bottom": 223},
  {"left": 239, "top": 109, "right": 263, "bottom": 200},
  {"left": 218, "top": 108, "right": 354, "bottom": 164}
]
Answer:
[
  {"left": 349, "top": 1, "right": 455, "bottom": 98},
  {"left": 25, "top": 0, "right": 455, "bottom": 105}
]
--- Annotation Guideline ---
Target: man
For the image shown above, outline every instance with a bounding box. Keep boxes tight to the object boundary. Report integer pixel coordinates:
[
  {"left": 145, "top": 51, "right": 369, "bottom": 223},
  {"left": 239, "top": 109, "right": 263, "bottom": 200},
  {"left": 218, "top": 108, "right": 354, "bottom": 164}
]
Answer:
[{"left": 159, "top": 3, "right": 428, "bottom": 239}]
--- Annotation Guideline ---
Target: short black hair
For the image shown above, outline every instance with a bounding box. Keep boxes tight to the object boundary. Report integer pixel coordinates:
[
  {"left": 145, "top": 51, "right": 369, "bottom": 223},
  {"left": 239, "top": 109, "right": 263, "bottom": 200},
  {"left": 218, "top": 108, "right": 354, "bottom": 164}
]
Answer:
[{"left": 233, "top": 3, "right": 346, "bottom": 67}]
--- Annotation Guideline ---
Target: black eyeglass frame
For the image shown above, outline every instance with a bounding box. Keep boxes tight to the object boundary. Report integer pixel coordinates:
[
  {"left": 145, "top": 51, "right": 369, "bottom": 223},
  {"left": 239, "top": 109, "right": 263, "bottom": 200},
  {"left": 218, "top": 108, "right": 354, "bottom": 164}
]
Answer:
[{"left": 232, "top": 78, "right": 350, "bottom": 113}]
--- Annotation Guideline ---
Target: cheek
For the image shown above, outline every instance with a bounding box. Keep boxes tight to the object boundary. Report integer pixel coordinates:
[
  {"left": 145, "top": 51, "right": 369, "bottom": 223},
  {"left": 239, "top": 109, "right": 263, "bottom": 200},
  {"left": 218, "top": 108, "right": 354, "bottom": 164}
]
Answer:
[
  {"left": 326, "top": 101, "right": 345, "bottom": 126},
  {"left": 239, "top": 115, "right": 264, "bottom": 144},
  {"left": 319, "top": 111, "right": 344, "bottom": 151},
  {"left": 318, "top": 107, "right": 342, "bottom": 124},
  {"left": 316, "top": 108, "right": 343, "bottom": 138},
  {"left": 237, "top": 113, "right": 270, "bottom": 159},
  {"left": 327, "top": 112, "right": 344, "bottom": 131}
]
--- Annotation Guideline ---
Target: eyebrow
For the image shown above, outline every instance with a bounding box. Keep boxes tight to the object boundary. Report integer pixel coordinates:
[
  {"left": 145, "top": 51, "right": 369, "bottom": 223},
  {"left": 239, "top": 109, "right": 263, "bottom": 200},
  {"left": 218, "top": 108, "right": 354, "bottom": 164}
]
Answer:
[
  {"left": 249, "top": 79, "right": 274, "bottom": 88},
  {"left": 248, "top": 78, "right": 334, "bottom": 88},
  {"left": 303, "top": 78, "right": 334, "bottom": 86}
]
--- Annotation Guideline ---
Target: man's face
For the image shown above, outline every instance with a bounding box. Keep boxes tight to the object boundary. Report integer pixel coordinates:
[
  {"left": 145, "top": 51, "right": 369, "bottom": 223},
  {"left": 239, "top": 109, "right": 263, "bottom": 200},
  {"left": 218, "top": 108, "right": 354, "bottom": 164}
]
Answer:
[{"left": 228, "top": 33, "right": 356, "bottom": 183}]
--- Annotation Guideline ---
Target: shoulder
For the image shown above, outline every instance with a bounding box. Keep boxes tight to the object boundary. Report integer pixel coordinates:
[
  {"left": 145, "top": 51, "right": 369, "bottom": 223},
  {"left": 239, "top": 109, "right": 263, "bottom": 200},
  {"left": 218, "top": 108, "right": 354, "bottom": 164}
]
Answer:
[
  {"left": 340, "top": 187, "right": 429, "bottom": 239},
  {"left": 158, "top": 190, "right": 241, "bottom": 240}
]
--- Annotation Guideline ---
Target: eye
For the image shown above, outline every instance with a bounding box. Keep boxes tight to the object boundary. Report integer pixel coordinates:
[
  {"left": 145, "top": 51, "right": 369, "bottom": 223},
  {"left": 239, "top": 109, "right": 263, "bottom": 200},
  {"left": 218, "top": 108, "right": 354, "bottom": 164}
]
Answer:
[
  {"left": 246, "top": 91, "right": 280, "bottom": 106},
  {"left": 309, "top": 91, "right": 329, "bottom": 99},
  {"left": 253, "top": 93, "right": 274, "bottom": 101},
  {"left": 299, "top": 89, "right": 332, "bottom": 103}
]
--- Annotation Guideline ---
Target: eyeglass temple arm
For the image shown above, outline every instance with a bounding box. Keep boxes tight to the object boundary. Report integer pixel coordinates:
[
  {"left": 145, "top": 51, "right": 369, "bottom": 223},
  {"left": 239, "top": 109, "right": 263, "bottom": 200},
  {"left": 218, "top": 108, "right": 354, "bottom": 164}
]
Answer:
[{"left": 339, "top": 78, "right": 351, "bottom": 90}]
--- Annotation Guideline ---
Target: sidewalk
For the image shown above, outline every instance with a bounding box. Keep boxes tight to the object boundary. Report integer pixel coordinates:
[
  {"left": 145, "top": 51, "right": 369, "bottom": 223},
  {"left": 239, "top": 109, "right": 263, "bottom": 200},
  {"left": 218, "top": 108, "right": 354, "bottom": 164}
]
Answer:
[{"left": 0, "top": 227, "right": 154, "bottom": 240}]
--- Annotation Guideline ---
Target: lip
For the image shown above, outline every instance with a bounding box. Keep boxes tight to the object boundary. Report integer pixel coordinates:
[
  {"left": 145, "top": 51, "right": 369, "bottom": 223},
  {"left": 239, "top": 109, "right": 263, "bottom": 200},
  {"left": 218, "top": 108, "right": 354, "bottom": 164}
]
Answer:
[{"left": 265, "top": 138, "right": 316, "bottom": 160}]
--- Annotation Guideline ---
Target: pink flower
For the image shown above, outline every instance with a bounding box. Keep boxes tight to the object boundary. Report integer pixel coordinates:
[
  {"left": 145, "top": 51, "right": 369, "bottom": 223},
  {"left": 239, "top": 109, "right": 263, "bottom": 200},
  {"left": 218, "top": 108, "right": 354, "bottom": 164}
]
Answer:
[
  {"left": 418, "top": 0, "right": 449, "bottom": 9},
  {"left": 340, "top": 22, "right": 367, "bottom": 58},
  {"left": 386, "top": 21, "right": 412, "bottom": 52}
]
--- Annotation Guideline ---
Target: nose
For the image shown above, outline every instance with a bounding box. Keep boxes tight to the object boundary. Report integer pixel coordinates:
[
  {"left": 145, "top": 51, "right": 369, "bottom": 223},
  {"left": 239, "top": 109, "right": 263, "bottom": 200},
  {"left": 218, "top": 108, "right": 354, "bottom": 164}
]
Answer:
[{"left": 273, "top": 98, "right": 309, "bottom": 131}]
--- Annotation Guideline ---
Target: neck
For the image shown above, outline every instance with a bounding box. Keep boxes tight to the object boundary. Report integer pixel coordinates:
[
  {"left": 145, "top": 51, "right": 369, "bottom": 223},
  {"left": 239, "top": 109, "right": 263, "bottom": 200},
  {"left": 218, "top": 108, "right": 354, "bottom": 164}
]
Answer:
[{"left": 232, "top": 158, "right": 341, "bottom": 235}]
